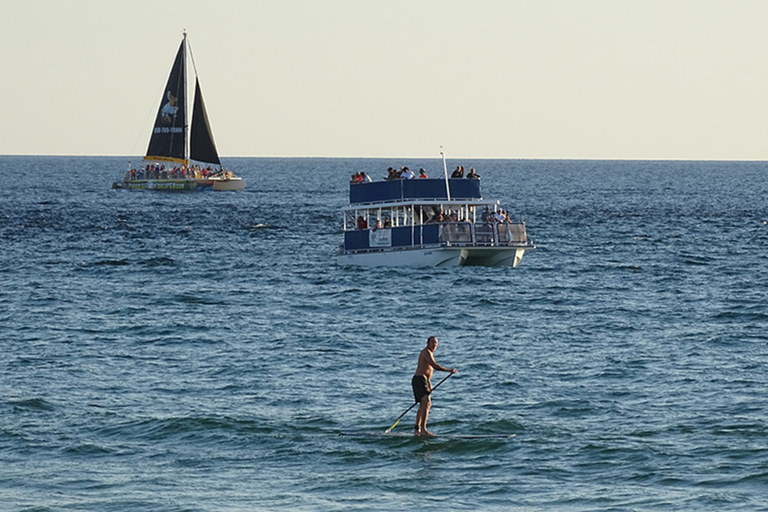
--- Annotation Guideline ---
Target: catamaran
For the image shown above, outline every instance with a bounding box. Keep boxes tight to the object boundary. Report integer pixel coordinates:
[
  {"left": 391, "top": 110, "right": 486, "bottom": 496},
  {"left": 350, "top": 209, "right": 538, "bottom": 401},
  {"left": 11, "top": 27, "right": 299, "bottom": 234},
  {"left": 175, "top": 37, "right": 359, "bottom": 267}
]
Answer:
[
  {"left": 337, "top": 154, "right": 534, "bottom": 267},
  {"left": 114, "top": 33, "right": 245, "bottom": 191}
]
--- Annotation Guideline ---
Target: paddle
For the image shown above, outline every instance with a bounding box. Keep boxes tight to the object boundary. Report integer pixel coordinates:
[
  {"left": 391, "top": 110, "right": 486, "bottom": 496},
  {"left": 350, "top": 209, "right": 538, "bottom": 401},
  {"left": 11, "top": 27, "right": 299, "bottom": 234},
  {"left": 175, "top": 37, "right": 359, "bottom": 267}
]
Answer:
[{"left": 384, "top": 372, "right": 454, "bottom": 433}]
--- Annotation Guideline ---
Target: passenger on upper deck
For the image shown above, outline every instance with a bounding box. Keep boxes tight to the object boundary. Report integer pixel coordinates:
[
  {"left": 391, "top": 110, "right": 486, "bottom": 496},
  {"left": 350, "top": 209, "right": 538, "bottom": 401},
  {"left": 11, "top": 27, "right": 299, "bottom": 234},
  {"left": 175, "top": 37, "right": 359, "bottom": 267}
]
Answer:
[
  {"left": 419, "top": 168, "right": 428, "bottom": 178},
  {"left": 401, "top": 167, "right": 415, "bottom": 180},
  {"left": 385, "top": 167, "right": 400, "bottom": 181},
  {"left": 466, "top": 168, "right": 480, "bottom": 179},
  {"left": 451, "top": 166, "right": 464, "bottom": 178},
  {"left": 360, "top": 171, "right": 372, "bottom": 182}
]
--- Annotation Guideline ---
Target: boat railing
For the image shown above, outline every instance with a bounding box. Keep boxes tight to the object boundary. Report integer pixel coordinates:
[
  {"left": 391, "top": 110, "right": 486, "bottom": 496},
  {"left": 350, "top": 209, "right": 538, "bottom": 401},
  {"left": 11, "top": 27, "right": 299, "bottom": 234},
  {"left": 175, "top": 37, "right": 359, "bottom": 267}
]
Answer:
[
  {"left": 498, "top": 222, "right": 528, "bottom": 244},
  {"left": 438, "top": 222, "right": 473, "bottom": 244},
  {"left": 440, "top": 222, "right": 528, "bottom": 246},
  {"left": 342, "top": 221, "right": 530, "bottom": 253}
]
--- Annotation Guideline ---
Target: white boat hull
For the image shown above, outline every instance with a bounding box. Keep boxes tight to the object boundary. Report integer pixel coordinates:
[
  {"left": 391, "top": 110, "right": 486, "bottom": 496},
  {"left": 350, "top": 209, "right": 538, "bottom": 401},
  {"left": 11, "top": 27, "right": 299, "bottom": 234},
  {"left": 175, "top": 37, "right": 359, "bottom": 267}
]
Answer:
[
  {"left": 211, "top": 177, "right": 246, "bottom": 191},
  {"left": 337, "top": 246, "right": 528, "bottom": 268}
]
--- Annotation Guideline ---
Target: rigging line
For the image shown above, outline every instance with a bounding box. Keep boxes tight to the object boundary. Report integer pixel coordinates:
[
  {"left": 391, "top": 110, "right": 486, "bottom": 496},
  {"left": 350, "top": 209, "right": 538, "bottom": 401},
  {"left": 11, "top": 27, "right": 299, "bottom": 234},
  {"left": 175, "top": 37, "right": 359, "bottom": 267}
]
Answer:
[{"left": 187, "top": 34, "right": 200, "bottom": 81}]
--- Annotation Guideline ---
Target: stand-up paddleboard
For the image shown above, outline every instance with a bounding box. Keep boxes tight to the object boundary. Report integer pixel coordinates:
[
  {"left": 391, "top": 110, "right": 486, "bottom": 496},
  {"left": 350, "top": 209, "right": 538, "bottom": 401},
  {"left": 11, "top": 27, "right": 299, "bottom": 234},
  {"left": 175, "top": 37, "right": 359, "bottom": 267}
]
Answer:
[{"left": 340, "top": 432, "right": 515, "bottom": 439}]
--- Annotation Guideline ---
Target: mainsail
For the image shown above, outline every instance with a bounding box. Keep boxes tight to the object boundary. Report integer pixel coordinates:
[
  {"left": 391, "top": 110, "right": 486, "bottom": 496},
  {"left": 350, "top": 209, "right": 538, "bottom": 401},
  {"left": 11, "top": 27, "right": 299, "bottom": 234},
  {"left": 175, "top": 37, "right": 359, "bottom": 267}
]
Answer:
[{"left": 145, "top": 37, "right": 187, "bottom": 163}]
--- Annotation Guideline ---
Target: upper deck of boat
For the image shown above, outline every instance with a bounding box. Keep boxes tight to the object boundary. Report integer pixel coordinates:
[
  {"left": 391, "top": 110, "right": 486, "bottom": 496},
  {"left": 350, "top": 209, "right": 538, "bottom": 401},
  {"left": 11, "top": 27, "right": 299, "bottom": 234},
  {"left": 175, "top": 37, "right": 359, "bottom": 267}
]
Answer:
[{"left": 347, "top": 178, "right": 482, "bottom": 207}]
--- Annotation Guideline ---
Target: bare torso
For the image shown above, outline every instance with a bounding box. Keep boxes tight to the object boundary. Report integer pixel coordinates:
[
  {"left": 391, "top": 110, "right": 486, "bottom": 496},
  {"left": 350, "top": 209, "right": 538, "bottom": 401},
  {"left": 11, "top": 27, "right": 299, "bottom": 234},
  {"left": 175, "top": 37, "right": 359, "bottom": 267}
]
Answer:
[{"left": 415, "top": 347, "right": 437, "bottom": 380}]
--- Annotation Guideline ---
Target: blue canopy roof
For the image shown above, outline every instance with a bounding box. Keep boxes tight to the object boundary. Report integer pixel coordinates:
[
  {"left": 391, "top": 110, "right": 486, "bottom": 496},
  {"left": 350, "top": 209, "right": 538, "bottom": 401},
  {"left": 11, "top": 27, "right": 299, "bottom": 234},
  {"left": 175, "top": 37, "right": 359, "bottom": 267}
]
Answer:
[{"left": 349, "top": 179, "right": 482, "bottom": 205}]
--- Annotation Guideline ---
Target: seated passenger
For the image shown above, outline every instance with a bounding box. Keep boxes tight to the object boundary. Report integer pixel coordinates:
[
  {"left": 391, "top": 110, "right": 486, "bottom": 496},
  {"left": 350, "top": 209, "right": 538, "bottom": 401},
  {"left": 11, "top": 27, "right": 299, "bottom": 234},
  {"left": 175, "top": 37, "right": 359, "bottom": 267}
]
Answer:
[
  {"left": 466, "top": 168, "right": 480, "bottom": 179},
  {"left": 360, "top": 171, "right": 372, "bottom": 182},
  {"left": 450, "top": 166, "right": 464, "bottom": 178},
  {"left": 400, "top": 167, "right": 415, "bottom": 180},
  {"left": 357, "top": 215, "right": 368, "bottom": 229},
  {"left": 419, "top": 168, "right": 428, "bottom": 178}
]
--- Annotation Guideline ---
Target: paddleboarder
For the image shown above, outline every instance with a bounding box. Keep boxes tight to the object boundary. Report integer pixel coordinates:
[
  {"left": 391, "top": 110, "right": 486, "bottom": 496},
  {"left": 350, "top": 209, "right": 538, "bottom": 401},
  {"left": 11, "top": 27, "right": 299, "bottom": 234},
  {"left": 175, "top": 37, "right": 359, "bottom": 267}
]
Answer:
[{"left": 412, "top": 336, "right": 457, "bottom": 436}]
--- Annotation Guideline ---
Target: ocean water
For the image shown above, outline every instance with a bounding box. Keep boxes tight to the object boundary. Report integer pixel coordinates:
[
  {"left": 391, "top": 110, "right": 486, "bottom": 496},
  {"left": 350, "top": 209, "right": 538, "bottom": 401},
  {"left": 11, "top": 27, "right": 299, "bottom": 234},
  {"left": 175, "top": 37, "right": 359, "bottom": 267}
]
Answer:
[{"left": 1, "top": 156, "right": 767, "bottom": 511}]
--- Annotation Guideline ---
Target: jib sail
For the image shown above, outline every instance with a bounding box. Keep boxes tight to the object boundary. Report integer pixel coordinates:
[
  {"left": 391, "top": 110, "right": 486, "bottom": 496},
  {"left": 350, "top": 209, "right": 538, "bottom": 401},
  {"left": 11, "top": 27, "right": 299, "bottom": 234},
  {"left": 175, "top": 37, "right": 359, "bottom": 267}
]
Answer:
[{"left": 189, "top": 77, "right": 220, "bottom": 166}]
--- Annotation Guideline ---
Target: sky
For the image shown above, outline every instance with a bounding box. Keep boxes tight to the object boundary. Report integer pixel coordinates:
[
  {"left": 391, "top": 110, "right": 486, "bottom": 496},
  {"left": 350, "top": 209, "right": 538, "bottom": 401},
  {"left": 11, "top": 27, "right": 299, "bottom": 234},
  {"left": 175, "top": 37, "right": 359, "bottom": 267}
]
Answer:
[{"left": 2, "top": 0, "right": 768, "bottom": 159}]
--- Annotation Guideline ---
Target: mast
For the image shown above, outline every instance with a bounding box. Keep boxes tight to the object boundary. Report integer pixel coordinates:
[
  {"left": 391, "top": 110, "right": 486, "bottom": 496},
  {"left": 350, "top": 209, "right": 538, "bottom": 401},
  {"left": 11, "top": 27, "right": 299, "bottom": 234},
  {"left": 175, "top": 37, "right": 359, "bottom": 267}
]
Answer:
[{"left": 182, "top": 31, "right": 188, "bottom": 164}]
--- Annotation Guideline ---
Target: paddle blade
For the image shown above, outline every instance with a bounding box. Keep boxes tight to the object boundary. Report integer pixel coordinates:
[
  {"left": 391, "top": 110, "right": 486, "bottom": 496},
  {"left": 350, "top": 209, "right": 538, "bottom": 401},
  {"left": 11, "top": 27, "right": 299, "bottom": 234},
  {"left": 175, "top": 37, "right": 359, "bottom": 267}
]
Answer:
[{"left": 384, "top": 419, "right": 401, "bottom": 433}]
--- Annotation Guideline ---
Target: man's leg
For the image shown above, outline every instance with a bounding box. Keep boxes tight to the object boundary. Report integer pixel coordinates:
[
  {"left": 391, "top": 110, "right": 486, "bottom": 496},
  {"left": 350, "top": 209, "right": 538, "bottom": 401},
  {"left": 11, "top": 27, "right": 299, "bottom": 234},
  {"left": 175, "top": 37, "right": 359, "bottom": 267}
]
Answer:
[{"left": 415, "top": 396, "right": 431, "bottom": 435}]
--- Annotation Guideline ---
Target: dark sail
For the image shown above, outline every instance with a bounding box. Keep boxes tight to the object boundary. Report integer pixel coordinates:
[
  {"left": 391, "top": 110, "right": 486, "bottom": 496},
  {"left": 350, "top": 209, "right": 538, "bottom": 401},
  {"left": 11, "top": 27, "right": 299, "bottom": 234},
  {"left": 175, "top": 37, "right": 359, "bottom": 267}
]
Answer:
[
  {"left": 145, "top": 38, "right": 187, "bottom": 163},
  {"left": 189, "top": 78, "right": 220, "bottom": 166}
]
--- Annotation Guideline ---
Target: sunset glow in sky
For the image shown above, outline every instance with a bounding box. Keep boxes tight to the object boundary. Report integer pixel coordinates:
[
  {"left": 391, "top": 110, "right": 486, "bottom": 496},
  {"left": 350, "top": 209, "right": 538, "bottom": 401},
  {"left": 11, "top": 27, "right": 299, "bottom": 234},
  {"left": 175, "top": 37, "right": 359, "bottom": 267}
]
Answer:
[{"left": 3, "top": 0, "right": 768, "bottom": 159}]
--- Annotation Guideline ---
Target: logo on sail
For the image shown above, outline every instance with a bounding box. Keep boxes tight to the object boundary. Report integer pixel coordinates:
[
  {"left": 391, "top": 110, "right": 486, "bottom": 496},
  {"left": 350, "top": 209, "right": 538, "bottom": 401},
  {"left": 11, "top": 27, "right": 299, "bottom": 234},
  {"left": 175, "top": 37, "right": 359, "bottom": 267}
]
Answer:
[{"left": 160, "top": 90, "right": 179, "bottom": 123}]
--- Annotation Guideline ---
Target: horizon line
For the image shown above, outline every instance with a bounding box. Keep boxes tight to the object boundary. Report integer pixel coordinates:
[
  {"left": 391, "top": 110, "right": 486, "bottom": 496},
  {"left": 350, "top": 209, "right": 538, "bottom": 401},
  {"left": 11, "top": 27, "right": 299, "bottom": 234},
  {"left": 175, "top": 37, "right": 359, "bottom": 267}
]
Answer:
[{"left": 2, "top": 153, "right": 768, "bottom": 163}]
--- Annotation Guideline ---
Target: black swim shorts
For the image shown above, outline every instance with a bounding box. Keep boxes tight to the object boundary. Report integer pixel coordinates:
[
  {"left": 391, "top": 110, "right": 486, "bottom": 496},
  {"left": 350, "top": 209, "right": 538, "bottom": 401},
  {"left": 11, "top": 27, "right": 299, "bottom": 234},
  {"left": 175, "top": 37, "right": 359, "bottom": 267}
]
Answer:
[{"left": 412, "top": 375, "right": 429, "bottom": 403}]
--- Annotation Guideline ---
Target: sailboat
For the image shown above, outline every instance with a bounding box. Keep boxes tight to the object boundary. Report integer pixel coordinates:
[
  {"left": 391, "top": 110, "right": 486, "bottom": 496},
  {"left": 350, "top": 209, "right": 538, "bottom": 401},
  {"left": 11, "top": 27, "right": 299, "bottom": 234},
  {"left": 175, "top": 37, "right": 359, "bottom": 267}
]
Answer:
[{"left": 114, "top": 33, "right": 245, "bottom": 191}]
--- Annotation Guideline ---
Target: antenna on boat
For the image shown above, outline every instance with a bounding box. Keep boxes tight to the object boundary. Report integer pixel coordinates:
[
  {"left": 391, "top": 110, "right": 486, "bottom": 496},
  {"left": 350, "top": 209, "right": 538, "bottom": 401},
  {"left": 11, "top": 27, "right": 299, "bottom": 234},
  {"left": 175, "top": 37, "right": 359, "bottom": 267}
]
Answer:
[{"left": 440, "top": 145, "right": 451, "bottom": 201}]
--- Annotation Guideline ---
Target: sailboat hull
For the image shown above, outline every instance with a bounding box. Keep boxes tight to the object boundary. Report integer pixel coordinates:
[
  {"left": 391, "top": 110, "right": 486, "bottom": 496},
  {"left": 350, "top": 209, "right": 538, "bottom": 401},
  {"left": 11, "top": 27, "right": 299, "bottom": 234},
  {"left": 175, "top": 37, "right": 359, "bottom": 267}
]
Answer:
[
  {"left": 211, "top": 177, "right": 246, "bottom": 191},
  {"left": 113, "top": 178, "right": 243, "bottom": 191}
]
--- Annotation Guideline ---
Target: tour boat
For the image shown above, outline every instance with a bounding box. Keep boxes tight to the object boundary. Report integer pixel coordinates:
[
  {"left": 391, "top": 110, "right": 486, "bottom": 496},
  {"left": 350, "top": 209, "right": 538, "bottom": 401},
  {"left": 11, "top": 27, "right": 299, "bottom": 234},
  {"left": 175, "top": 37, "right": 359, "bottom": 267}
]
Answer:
[
  {"left": 113, "top": 33, "right": 245, "bottom": 192},
  {"left": 337, "top": 165, "right": 534, "bottom": 267}
]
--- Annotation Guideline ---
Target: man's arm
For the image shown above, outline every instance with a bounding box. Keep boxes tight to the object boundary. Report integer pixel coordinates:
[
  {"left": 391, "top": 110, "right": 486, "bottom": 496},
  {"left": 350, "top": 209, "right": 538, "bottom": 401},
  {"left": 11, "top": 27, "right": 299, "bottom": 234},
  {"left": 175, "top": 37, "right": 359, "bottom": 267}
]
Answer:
[{"left": 427, "top": 351, "right": 457, "bottom": 373}]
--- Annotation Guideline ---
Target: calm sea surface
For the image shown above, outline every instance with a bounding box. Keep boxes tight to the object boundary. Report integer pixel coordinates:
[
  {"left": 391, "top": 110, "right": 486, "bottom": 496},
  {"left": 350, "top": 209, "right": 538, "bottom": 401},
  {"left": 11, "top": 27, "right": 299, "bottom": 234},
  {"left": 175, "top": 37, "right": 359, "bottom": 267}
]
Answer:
[{"left": 1, "top": 156, "right": 767, "bottom": 511}]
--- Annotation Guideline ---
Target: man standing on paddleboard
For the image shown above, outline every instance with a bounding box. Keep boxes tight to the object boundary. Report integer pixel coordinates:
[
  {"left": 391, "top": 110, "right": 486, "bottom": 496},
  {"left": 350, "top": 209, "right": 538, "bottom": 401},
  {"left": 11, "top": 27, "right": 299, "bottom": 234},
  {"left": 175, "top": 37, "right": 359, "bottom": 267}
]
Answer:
[{"left": 412, "top": 336, "right": 457, "bottom": 436}]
